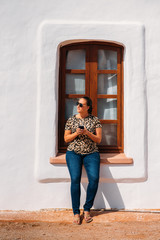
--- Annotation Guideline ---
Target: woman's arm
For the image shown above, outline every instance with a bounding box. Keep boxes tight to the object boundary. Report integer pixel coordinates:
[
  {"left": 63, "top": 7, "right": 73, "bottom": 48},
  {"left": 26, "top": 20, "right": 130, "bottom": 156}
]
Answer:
[
  {"left": 64, "top": 128, "right": 84, "bottom": 143},
  {"left": 64, "top": 127, "right": 102, "bottom": 144},
  {"left": 83, "top": 127, "right": 102, "bottom": 144}
]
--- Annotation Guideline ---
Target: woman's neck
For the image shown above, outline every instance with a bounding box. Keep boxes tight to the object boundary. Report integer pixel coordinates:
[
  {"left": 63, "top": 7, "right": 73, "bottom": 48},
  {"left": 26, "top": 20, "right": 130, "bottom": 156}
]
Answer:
[{"left": 77, "top": 112, "right": 89, "bottom": 119}]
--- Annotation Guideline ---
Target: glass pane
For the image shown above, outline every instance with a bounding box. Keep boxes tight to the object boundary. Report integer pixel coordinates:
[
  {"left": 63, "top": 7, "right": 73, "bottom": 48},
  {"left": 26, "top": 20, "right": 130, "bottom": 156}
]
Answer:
[
  {"left": 66, "top": 74, "right": 85, "bottom": 94},
  {"left": 97, "top": 99, "right": 117, "bottom": 120},
  {"left": 66, "top": 49, "right": 86, "bottom": 69},
  {"left": 100, "top": 124, "right": 117, "bottom": 145},
  {"left": 65, "top": 98, "right": 78, "bottom": 120},
  {"left": 98, "top": 50, "right": 117, "bottom": 70},
  {"left": 98, "top": 74, "right": 117, "bottom": 94}
]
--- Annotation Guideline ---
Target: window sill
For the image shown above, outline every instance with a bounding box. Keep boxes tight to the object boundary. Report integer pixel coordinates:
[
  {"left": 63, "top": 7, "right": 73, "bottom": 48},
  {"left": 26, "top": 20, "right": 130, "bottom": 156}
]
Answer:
[{"left": 50, "top": 153, "right": 133, "bottom": 165}]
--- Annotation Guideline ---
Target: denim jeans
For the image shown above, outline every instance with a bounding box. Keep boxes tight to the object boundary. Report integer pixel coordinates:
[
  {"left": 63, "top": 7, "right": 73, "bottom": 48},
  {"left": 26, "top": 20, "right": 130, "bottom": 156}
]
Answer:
[{"left": 66, "top": 150, "right": 100, "bottom": 215}]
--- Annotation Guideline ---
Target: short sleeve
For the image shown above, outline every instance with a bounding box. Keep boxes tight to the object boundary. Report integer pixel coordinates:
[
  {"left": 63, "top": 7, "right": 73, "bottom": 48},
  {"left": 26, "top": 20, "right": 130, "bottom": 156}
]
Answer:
[
  {"left": 95, "top": 117, "right": 102, "bottom": 128},
  {"left": 65, "top": 117, "right": 72, "bottom": 131}
]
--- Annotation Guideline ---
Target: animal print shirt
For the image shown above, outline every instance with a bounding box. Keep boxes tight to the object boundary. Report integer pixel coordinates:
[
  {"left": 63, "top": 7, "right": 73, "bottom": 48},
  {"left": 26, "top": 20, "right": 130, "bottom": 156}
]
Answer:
[{"left": 65, "top": 115, "right": 102, "bottom": 154}]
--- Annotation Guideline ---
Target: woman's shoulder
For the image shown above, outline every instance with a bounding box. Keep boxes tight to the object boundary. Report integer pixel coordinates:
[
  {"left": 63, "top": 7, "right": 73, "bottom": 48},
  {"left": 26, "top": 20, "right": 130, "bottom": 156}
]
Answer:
[
  {"left": 88, "top": 115, "right": 102, "bottom": 127},
  {"left": 88, "top": 115, "right": 99, "bottom": 121},
  {"left": 67, "top": 115, "right": 77, "bottom": 121},
  {"left": 65, "top": 115, "right": 77, "bottom": 129}
]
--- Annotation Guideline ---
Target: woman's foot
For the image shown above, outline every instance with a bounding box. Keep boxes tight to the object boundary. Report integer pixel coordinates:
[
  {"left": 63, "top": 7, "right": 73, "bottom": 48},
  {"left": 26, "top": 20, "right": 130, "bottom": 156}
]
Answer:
[
  {"left": 73, "top": 214, "right": 81, "bottom": 225},
  {"left": 83, "top": 211, "right": 93, "bottom": 223}
]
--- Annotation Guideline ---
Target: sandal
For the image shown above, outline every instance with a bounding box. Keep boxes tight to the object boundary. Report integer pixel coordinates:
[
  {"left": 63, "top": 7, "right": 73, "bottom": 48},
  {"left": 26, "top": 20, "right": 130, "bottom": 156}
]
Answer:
[
  {"left": 83, "top": 211, "right": 93, "bottom": 223},
  {"left": 73, "top": 214, "right": 81, "bottom": 225}
]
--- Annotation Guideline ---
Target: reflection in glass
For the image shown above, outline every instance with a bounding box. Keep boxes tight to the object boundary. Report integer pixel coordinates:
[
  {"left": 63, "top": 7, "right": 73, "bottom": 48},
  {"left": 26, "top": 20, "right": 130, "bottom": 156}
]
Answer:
[
  {"left": 98, "top": 74, "right": 117, "bottom": 94},
  {"left": 98, "top": 50, "right": 117, "bottom": 70},
  {"left": 66, "top": 49, "right": 86, "bottom": 69},
  {"left": 65, "top": 99, "right": 78, "bottom": 120},
  {"left": 99, "top": 124, "right": 117, "bottom": 145},
  {"left": 66, "top": 74, "right": 85, "bottom": 94},
  {"left": 97, "top": 99, "right": 117, "bottom": 120}
]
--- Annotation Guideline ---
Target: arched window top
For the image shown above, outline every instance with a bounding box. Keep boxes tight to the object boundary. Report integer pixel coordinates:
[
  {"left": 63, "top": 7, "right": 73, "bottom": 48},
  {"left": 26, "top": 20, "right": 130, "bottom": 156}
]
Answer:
[{"left": 58, "top": 39, "right": 125, "bottom": 49}]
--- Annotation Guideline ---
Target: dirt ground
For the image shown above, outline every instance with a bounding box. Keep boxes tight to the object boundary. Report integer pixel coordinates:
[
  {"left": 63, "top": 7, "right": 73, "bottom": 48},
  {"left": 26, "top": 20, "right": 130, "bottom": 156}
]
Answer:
[{"left": 0, "top": 209, "right": 160, "bottom": 240}]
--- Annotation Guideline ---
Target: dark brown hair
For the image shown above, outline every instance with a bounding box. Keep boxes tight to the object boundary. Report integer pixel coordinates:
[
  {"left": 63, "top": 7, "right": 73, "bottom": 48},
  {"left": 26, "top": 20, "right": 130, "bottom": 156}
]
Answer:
[{"left": 82, "top": 96, "right": 93, "bottom": 114}]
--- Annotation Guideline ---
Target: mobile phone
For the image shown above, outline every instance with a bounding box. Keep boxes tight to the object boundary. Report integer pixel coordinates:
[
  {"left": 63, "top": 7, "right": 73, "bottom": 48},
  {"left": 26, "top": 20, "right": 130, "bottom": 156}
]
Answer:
[{"left": 79, "top": 125, "right": 84, "bottom": 129}]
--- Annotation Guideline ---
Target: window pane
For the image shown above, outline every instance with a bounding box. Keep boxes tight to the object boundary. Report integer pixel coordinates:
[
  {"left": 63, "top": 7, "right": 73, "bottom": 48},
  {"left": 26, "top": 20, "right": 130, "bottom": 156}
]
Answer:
[
  {"left": 100, "top": 124, "right": 117, "bottom": 145},
  {"left": 65, "top": 98, "right": 78, "bottom": 120},
  {"left": 97, "top": 99, "right": 117, "bottom": 120},
  {"left": 66, "top": 74, "right": 85, "bottom": 94},
  {"left": 66, "top": 49, "right": 86, "bottom": 69},
  {"left": 98, "top": 50, "right": 117, "bottom": 70},
  {"left": 98, "top": 74, "right": 117, "bottom": 94}
]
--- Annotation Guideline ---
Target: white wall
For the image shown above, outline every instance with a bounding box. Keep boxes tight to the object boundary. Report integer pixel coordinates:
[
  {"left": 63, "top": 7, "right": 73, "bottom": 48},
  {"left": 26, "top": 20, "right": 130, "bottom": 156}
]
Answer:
[{"left": 0, "top": 0, "right": 160, "bottom": 210}]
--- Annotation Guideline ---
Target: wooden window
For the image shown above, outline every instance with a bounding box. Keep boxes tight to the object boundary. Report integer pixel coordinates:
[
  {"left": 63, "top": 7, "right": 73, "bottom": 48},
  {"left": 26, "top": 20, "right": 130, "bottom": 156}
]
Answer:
[{"left": 58, "top": 41, "right": 124, "bottom": 153}]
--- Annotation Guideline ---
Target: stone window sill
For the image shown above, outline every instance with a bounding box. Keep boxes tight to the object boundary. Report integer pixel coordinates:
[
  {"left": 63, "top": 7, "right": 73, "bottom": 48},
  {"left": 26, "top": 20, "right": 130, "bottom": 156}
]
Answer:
[{"left": 50, "top": 153, "right": 133, "bottom": 165}]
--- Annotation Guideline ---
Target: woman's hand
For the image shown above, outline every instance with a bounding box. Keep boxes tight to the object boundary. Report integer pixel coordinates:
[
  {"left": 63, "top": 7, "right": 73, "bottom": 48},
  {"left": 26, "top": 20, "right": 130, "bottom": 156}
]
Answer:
[
  {"left": 76, "top": 128, "right": 84, "bottom": 135},
  {"left": 64, "top": 128, "right": 84, "bottom": 143},
  {"left": 82, "top": 127, "right": 102, "bottom": 144}
]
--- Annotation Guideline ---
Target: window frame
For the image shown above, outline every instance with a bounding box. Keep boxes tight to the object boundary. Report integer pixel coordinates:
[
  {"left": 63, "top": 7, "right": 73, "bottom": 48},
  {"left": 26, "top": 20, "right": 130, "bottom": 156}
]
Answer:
[{"left": 58, "top": 41, "right": 124, "bottom": 153}]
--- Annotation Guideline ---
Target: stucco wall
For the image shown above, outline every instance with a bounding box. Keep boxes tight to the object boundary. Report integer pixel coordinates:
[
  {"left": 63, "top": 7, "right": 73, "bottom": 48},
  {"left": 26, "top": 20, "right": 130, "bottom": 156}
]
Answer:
[{"left": 0, "top": 0, "right": 160, "bottom": 210}]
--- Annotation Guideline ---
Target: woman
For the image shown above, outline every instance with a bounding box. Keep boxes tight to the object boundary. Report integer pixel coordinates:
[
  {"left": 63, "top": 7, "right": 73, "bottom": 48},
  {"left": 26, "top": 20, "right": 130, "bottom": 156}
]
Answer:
[{"left": 64, "top": 96, "right": 102, "bottom": 225}]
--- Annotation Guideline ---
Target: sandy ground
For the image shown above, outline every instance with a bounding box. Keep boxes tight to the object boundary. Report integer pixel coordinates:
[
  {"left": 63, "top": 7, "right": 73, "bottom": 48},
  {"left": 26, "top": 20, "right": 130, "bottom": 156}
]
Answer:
[{"left": 0, "top": 209, "right": 160, "bottom": 240}]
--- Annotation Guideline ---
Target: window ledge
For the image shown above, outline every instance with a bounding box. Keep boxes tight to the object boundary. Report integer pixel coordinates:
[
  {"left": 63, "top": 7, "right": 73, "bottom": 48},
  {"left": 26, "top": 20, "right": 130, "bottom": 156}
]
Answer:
[{"left": 50, "top": 153, "right": 133, "bottom": 165}]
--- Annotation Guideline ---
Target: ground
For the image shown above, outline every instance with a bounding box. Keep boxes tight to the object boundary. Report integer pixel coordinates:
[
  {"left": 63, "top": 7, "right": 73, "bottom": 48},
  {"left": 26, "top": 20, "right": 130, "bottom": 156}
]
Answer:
[{"left": 0, "top": 209, "right": 160, "bottom": 240}]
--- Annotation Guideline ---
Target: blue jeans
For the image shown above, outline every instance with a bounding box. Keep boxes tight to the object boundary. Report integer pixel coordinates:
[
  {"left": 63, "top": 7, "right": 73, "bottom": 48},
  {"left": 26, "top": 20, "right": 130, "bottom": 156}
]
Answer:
[{"left": 66, "top": 150, "right": 100, "bottom": 215}]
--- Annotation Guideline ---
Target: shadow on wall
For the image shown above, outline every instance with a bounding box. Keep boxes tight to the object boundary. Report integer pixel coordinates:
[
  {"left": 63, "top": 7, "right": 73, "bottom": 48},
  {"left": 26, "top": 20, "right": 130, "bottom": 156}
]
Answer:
[{"left": 82, "top": 168, "right": 125, "bottom": 210}]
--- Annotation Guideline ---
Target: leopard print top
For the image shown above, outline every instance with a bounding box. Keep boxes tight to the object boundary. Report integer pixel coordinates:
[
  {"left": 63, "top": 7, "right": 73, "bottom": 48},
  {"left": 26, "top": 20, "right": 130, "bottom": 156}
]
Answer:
[{"left": 65, "top": 115, "right": 102, "bottom": 154}]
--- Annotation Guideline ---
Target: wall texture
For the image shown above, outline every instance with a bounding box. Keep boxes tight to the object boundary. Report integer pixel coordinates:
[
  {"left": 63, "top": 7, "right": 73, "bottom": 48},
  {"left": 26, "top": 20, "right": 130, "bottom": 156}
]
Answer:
[{"left": 0, "top": 0, "right": 160, "bottom": 210}]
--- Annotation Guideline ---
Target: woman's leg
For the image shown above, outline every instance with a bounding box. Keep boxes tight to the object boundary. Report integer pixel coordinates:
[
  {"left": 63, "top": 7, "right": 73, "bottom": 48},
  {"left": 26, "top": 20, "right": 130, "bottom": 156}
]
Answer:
[
  {"left": 83, "top": 152, "right": 100, "bottom": 212},
  {"left": 66, "top": 151, "right": 83, "bottom": 215}
]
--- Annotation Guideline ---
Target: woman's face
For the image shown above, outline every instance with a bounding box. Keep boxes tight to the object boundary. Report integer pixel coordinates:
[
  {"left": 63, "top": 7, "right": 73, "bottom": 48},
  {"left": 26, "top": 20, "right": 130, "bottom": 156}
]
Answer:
[{"left": 77, "top": 98, "right": 89, "bottom": 114}]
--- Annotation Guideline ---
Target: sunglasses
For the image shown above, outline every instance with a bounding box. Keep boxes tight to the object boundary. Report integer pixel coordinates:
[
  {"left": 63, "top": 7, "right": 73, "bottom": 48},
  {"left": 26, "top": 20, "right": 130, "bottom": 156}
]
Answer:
[{"left": 76, "top": 102, "right": 86, "bottom": 107}]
